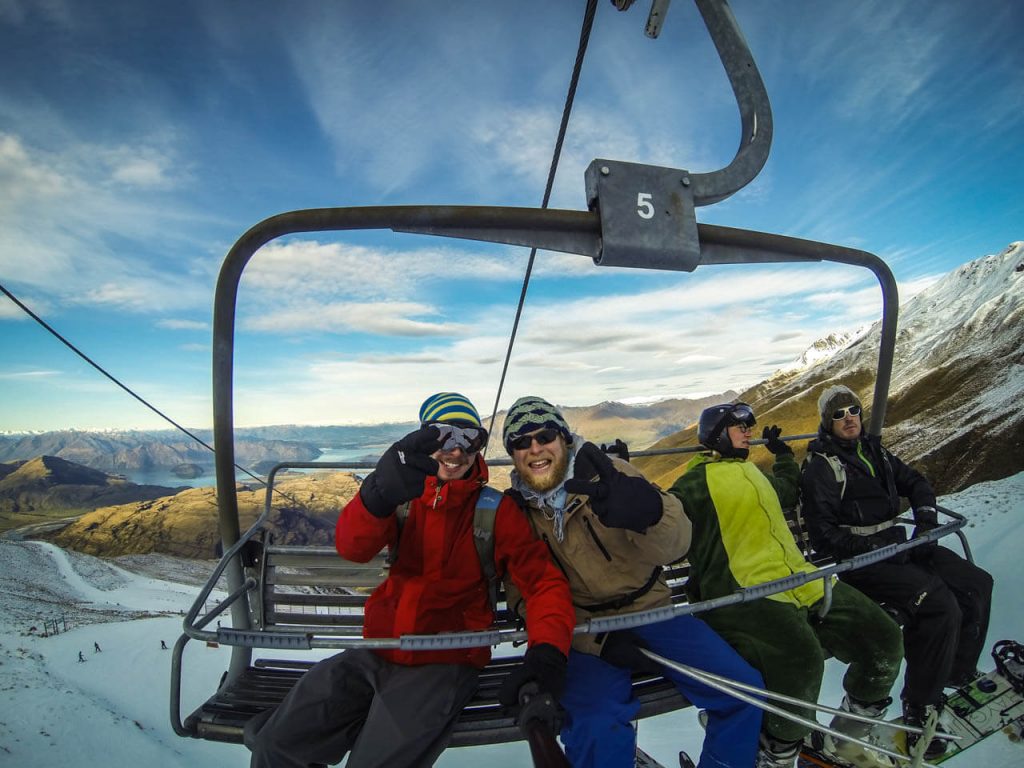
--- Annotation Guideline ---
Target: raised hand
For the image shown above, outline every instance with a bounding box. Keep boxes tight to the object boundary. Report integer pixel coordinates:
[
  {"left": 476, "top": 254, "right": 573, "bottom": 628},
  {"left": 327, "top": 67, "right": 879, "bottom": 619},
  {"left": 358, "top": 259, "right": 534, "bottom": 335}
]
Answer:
[
  {"left": 358, "top": 426, "right": 443, "bottom": 517},
  {"left": 563, "top": 442, "right": 662, "bottom": 533}
]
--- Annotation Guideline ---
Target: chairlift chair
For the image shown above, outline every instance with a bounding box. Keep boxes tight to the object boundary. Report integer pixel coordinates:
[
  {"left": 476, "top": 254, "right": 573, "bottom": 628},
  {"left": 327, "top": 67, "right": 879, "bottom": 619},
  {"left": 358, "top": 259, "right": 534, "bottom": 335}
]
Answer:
[{"left": 169, "top": 0, "right": 971, "bottom": 753}]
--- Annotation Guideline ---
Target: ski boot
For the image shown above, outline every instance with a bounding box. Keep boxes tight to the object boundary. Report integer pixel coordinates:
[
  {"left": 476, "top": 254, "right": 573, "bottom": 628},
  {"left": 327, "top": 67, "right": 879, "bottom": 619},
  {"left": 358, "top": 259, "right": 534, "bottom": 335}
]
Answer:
[
  {"left": 822, "top": 695, "right": 896, "bottom": 768},
  {"left": 754, "top": 734, "right": 802, "bottom": 768},
  {"left": 903, "top": 701, "right": 948, "bottom": 760}
]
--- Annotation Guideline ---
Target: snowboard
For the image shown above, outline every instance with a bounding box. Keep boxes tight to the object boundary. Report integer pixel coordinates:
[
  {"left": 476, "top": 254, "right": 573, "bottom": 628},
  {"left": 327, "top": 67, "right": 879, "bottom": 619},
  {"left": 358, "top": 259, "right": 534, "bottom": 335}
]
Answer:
[{"left": 795, "top": 667, "right": 1024, "bottom": 767}]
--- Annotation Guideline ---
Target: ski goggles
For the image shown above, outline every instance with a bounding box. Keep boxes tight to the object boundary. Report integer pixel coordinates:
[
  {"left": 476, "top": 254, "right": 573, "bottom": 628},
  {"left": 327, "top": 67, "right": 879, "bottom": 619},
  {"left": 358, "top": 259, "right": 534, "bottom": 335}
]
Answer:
[
  {"left": 725, "top": 404, "right": 756, "bottom": 428},
  {"left": 429, "top": 423, "right": 489, "bottom": 454},
  {"left": 508, "top": 427, "right": 562, "bottom": 452},
  {"left": 831, "top": 404, "right": 862, "bottom": 421}
]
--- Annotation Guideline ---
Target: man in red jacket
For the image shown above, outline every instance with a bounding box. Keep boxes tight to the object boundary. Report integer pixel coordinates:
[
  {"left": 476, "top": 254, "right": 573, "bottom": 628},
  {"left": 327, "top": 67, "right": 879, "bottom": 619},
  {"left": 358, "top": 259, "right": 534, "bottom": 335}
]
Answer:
[{"left": 246, "top": 392, "right": 575, "bottom": 768}]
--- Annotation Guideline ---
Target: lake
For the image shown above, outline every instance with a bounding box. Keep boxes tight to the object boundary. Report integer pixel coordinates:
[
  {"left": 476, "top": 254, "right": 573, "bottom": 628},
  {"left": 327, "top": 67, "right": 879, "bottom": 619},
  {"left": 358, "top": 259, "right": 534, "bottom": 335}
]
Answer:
[{"left": 124, "top": 446, "right": 384, "bottom": 490}]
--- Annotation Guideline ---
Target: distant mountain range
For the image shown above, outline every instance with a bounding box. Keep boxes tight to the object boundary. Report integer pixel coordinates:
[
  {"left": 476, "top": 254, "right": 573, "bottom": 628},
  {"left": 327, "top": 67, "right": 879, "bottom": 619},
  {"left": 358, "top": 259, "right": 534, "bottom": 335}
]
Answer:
[
  {"left": 0, "top": 397, "right": 736, "bottom": 475},
  {"left": 0, "top": 429, "right": 341, "bottom": 477}
]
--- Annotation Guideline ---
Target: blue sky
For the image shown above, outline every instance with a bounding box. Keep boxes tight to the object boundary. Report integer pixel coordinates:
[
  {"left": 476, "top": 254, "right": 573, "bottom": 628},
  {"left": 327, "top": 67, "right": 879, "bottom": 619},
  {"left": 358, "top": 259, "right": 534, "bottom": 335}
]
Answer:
[{"left": 1, "top": 0, "right": 1021, "bottom": 433}]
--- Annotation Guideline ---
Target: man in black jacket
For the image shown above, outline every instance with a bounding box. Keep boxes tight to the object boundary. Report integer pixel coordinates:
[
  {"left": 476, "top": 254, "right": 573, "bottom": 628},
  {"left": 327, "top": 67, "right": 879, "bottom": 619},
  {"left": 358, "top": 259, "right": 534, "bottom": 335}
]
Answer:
[{"left": 799, "top": 385, "right": 994, "bottom": 759}]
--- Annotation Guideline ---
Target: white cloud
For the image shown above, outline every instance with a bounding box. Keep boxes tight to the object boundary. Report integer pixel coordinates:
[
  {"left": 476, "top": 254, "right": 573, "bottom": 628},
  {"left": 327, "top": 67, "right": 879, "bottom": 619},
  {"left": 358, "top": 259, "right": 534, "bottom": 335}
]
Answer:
[
  {"left": 0, "top": 369, "right": 61, "bottom": 379},
  {"left": 157, "top": 319, "right": 208, "bottom": 331},
  {"left": 242, "top": 300, "right": 468, "bottom": 337}
]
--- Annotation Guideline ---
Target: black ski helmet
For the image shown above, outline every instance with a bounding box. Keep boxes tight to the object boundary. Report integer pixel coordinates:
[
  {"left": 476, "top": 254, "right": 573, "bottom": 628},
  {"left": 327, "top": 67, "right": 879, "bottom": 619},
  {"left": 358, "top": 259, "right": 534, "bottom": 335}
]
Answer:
[{"left": 698, "top": 402, "right": 756, "bottom": 458}]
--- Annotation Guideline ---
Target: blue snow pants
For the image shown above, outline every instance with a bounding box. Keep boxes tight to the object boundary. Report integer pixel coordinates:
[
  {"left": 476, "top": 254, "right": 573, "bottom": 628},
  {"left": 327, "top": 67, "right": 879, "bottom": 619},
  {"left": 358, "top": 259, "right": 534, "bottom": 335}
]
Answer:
[{"left": 559, "top": 614, "right": 763, "bottom": 768}]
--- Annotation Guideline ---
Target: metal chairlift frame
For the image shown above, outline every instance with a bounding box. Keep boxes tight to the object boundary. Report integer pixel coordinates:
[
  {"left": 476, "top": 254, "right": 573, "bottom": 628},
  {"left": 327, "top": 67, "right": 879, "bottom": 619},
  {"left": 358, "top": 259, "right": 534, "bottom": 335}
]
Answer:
[{"left": 171, "top": 0, "right": 963, "bottom": 746}]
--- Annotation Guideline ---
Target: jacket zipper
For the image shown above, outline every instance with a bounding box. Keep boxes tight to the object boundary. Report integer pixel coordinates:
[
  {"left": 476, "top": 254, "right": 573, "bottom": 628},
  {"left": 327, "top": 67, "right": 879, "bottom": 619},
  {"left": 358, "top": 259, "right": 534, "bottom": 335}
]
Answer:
[{"left": 584, "top": 516, "right": 613, "bottom": 561}]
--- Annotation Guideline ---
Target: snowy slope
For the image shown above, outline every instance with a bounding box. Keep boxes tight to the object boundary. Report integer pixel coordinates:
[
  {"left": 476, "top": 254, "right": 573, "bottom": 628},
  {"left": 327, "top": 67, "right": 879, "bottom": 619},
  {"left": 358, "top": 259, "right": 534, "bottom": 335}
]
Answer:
[{"left": 1, "top": 473, "right": 1022, "bottom": 767}]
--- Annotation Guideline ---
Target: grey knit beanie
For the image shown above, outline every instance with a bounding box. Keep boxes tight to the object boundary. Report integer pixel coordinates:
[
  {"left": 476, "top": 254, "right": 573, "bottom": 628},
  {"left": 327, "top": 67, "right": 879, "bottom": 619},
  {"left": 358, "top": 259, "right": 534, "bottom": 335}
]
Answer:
[
  {"left": 817, "top": 385, "right": 862, "bottom": 429},
  {"left": 503, "top": 396, "right": 572, "bottom": 454}
]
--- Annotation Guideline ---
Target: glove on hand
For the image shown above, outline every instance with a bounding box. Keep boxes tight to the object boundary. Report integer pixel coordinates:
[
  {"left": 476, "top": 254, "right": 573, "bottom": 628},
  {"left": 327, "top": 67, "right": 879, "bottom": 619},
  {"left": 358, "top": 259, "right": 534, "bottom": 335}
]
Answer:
[
  {"left": 761, "top": 425, "right": 793, "bottom": 456},
  {"left": 910, "top": 507, "right": 940, "bottom": 561},
  {"left": 563, "top": 442, "right": 663, "bottom": 533},
  {"left": 600, "top": 438, "right": 630, "bottom": 462},
  {"left": 498, "top": 643, "right": 568, "bottom": 719},
  {"left": 912, "top": 505, "right": 939, "bottom": 529},
  {"left": 599, "top": 631, "right": 661, "bottom": 675},
  {"left": 358, "top": 426, "right": 442, "bottom": 518}
]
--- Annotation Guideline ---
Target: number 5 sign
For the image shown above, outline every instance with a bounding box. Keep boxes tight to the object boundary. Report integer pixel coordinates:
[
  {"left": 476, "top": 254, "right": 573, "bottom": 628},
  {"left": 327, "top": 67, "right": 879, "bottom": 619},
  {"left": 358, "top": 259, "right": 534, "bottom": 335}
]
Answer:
[{"left": 584, "top": 159, "right": 700, "bottom": 271}]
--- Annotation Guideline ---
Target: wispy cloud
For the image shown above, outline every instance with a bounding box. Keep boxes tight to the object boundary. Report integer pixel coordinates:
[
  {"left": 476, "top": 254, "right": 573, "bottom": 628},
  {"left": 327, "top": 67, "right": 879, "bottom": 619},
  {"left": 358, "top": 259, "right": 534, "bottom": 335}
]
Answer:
[
  {"left": 157, "top": 319, "right": 208, "bottom": 331},
  {"left": 0, "top": 131, "right": 210, "bottom": 312},
  {"left": 0, "top": 369, "right": 61, "bottom": 379}
]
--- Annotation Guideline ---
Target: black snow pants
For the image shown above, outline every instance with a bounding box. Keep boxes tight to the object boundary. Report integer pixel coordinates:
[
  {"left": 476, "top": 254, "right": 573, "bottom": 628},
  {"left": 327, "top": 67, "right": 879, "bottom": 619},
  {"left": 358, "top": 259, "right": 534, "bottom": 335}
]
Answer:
[
  {"left": 244, "top": 648, "right": 480, "bottom": 768},
  {"left": 840, "top": 545, "right": 993, "bottom": 708}
]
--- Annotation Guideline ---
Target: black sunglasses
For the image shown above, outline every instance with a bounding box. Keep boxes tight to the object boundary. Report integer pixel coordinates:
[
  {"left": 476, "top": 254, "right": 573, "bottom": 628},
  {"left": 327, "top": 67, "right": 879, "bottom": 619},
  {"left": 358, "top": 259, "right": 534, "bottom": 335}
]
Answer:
[
  {"left": 831, "top": 405, "right": 862, "bottom": 421},
  {"left": 508, "top": 427, "right": 561, "bottom": 452}
]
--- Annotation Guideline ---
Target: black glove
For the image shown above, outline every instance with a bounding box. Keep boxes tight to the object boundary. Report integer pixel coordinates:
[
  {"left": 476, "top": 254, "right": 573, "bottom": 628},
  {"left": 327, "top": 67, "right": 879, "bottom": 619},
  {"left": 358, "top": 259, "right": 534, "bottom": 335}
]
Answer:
[
  {"left": 600, "top": 438, "right": 630, "bottom": 462},
  {"left": 358, "top": 426, "right": 442, "bottom": 518},
  {"left": 761, "top": 425, "right": 793, "bottom": 456},
  {"left": 913, "top": 505, "right": 939, "bottom": 529},
  {"left": 910, "top": 508, "right": 940, "bottom": 562},
  {"left": 563, "top": 442, "right": 663, "bottom": 533},
  {"left": 599, "top": 631, "right": 661, "bottom": 675},
  {"left": 499, "top": 643, "right": 568, "bottom": 725}
]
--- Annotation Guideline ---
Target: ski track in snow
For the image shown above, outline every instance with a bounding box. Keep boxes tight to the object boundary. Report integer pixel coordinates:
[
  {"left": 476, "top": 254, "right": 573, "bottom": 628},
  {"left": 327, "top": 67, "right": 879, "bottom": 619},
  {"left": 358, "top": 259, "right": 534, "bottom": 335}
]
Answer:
[{"left": 0, "top": 473, "right": 1021, "bottom": 768}]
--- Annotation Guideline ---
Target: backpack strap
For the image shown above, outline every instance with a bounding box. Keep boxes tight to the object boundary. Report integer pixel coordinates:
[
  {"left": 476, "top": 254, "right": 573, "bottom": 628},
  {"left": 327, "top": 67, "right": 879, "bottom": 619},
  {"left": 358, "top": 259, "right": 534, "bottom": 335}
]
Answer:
[
  {"left": 473, "top": 486, "right": 503, "bottom": 611},
  {"left": 807, "top": 451, "right": 846, "bottom": 499},
  {"left": 386, "top": 486, "right": 503, "bottom": 611}
]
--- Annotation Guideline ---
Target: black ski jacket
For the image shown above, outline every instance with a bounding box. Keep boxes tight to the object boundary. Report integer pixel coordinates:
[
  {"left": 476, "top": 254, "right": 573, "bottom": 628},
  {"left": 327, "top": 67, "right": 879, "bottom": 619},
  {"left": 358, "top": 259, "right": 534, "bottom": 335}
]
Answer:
[{"left": 799, "top": 431, "right": 937, "bottom": 560}]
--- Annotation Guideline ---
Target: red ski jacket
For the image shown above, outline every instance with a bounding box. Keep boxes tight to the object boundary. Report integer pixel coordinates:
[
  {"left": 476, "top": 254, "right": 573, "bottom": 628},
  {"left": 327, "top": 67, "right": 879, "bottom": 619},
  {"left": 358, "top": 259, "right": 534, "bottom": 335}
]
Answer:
[{"left": 336, "top": 456, "right": 574, "bottom": 667}]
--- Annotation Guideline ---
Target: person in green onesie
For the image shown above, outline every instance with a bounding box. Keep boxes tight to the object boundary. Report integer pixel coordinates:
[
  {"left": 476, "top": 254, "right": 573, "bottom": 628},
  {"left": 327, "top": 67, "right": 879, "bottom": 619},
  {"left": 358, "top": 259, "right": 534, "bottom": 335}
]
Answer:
[{"left": 668, "top": 402, "right": 904, "bottom": 768}]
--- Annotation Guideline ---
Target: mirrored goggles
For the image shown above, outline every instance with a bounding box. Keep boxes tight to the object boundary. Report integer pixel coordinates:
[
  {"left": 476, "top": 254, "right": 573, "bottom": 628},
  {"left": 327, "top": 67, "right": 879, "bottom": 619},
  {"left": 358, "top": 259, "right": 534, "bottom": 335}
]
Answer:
[
  {"left": 831, "top": 404, "right": 862, "bottom": 421},
  {"left": 726, "top": 404, "right": 756, "bottom": 428},
  {"left": 430, "top": 423, "right": 488, "bottom": 454},
  {"left": 508, "top": 427, "right": 561, "bottom": 452}
]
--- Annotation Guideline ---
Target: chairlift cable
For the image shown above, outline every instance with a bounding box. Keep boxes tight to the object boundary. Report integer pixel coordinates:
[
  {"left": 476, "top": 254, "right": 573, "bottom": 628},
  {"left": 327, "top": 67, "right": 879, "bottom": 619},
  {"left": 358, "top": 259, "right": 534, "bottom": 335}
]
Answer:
[
  {"left": 0, "top": 281, "right": 293, "bottom": 498},
  {"left": 484, "top": 0, "right": 599, "bottom": 452}
]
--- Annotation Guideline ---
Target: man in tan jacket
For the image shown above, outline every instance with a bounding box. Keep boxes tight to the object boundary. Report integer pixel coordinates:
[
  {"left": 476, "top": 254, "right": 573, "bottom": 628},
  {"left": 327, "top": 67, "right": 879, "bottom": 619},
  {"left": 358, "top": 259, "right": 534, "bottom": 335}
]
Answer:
[{"left": 500, "top": 395, "right": 763, "bottom": 768}]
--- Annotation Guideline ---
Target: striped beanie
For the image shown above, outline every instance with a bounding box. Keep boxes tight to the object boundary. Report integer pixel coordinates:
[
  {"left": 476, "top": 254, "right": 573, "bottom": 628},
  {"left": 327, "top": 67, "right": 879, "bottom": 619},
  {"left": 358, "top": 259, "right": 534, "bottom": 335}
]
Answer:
[
  {"left": 503, "top": 395, "right": 572, "bottom": 454},
  {"left": 418, "top": 392, "right": 482, "bottom": 428}
]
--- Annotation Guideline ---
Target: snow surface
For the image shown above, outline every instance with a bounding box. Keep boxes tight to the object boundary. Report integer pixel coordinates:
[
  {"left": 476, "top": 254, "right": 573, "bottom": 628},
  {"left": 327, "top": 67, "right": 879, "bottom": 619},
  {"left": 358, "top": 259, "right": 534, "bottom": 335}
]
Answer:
[{"left": 0, "top": 473, "right": 1022, "bottom": 768}]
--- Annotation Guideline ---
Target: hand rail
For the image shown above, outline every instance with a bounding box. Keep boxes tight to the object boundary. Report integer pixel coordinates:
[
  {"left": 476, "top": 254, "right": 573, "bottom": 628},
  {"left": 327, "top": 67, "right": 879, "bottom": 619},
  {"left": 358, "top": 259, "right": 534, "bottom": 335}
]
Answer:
[{"left": 181, "top": 504, "right": 966, "bottom": 654}]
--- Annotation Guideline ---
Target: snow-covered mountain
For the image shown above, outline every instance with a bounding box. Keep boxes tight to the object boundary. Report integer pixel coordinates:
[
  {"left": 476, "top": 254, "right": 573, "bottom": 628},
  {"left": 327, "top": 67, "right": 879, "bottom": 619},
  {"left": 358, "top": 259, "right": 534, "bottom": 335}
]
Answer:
[
  {"left": 641, "top": 242, "right": 1024, "bottom": 493},
  {"left": 776, "top": 328, "right": 869, "bottom": 375}
]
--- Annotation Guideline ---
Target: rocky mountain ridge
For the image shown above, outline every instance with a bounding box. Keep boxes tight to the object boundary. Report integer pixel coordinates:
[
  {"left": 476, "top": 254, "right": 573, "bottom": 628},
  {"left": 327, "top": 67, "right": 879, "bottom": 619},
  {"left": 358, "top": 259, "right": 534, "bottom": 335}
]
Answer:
[{"left": 637, "top": 242, "right": 1024, "bottom": 492}]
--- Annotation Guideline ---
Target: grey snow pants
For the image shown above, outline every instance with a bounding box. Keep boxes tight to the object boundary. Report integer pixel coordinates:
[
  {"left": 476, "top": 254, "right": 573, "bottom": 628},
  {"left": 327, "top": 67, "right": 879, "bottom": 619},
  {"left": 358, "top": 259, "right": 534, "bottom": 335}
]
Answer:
[{"left": 244, "top": 648, "right": 480, "bottom": 768}]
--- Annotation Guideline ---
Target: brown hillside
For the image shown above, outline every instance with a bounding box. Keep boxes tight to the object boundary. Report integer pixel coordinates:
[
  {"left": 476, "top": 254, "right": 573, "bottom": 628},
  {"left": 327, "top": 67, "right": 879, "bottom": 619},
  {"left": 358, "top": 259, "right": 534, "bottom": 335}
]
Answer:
[
  {"left": 0, "top": 456, "right": 186, "bottom": 533},
  {"left": 46, "top": 471, "right": 361, "bottom": 559}
]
